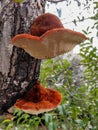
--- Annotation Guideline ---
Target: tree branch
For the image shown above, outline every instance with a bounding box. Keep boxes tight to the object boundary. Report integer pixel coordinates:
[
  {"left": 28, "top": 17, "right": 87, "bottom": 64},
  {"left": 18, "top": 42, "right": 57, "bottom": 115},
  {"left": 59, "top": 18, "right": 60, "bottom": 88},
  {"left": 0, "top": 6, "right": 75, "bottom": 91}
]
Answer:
[{"left": 47, "top": 0, "right": 66, "bottom": 3}]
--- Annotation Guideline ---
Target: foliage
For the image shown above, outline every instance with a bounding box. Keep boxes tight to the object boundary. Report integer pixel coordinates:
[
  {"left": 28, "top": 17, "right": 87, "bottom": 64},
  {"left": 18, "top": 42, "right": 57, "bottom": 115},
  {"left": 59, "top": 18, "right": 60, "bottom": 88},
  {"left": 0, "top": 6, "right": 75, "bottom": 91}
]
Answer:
[
  {"left": 80, "top": 38, "right": 98, "bottom": 87},
  {"left": 90, "top": 1, "right": 98, "bottom": 36},
  {"left": 40, "top": 58, "right": 72, "bottom": 87}
]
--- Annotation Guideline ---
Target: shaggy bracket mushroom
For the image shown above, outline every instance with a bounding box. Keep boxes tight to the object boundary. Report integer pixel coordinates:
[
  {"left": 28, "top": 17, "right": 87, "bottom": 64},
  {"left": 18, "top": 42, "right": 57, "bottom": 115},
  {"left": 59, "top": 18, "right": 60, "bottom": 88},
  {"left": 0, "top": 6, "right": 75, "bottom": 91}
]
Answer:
[
  {"left": 15, "top": 81, "right": 62, "bottom": 115},
  {"left": 11, "top": 13, "right": 87, "bottom": 59},
  {"left": 11, "top": 13, "right": 87, "bottom": 114}
]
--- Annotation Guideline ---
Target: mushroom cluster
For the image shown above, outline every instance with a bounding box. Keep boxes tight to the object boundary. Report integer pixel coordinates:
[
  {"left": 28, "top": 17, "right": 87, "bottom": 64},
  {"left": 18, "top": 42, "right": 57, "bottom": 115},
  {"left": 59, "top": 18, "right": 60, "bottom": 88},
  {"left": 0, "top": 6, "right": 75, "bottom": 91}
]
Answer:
[{"left": 11, "top": 13, "right": 87, "bottom": 114}]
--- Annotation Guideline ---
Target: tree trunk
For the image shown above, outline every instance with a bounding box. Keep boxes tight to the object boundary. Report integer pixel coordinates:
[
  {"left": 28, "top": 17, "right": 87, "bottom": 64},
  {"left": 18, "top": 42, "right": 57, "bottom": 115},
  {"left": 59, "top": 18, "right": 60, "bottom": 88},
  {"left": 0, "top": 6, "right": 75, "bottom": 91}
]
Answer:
[{"left": 0, "top": 0, "right": 46, "bottom": 114}]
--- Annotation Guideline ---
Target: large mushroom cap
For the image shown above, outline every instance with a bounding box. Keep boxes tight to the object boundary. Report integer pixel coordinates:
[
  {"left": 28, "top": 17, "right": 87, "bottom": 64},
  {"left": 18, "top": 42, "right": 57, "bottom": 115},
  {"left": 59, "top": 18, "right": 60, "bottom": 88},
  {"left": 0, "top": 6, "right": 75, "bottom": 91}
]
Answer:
[
  {"left": 14, "top": 82, "right": 62, "bottom": 115},
  {"left": 30, "top": 13, "right": 64, "bottom": 36},
  {"left": 11, "top": 13, "right": 88, "bottom": 59}
]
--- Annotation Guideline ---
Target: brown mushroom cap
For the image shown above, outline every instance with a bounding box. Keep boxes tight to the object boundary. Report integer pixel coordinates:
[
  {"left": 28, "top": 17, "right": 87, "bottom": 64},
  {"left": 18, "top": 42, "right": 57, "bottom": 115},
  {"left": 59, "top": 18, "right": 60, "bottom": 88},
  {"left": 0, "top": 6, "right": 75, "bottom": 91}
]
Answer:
[
  {"left": 14, "top": 82, "right": 62, "bottom": 115},
  {"left": 30, "top": 13, "right": 64, "bottom": 36}
]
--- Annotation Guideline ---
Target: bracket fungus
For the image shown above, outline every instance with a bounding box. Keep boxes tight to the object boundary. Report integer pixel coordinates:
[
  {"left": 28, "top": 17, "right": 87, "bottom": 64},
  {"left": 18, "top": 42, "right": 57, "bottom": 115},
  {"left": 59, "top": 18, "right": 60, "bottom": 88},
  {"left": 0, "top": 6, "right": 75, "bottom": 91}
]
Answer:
[
  {"left": 11, "top": 13, "right": 87, "bottom": 59},
  {"left": 11, "top": 13, "right": 88, "bottom": 114},
  {"left": 14, "top": 81, "right": 62, "bottom": 115}
]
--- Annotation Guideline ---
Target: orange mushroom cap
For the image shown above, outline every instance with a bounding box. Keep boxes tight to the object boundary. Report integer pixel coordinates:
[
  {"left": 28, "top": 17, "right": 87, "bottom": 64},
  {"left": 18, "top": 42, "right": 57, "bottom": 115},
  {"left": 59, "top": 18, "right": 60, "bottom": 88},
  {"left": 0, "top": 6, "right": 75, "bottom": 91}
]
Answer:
[
  {"left": 11, "top": 13, "right": 88, "bottom": 59},
  {"left": 14, "top": 81, "right": 62, "bottom": 115}
]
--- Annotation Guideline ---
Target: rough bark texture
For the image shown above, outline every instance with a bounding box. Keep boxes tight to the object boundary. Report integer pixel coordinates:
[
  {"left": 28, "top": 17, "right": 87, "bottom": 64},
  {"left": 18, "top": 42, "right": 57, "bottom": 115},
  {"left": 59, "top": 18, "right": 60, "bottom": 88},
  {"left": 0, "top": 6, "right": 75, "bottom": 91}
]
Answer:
[{"left": 0, "top": 0, "right": 45, "bottom": 114}]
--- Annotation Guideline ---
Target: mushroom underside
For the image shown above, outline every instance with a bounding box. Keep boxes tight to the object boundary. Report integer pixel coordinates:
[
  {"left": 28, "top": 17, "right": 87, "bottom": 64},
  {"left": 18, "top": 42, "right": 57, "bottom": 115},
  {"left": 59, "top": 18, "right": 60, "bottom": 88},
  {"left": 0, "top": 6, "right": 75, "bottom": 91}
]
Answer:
[{"left": 11, "top": 28, "right": 87, "bottom": 59}]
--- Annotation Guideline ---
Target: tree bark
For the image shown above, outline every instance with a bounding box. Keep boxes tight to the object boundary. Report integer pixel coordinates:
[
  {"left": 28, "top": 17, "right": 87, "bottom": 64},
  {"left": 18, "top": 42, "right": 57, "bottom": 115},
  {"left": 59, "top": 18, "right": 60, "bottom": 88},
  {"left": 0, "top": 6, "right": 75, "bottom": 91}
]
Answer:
[{"left": 0, "top": 0, "right": 45, "bottom": 114}]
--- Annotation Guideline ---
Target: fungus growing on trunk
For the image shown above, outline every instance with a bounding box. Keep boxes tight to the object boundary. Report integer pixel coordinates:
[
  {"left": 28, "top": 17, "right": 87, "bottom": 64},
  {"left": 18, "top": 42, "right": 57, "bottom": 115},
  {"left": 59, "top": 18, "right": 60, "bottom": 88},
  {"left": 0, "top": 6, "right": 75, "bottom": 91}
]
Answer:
[
  {"left": 11, "top": 13, "right": 87, "bottom": 59},
  {"left": 11, "top": 13, "right": 87, "bottom": 114},
  {"left": 15, "top": 81, "right": 62, "bottom": 115}
]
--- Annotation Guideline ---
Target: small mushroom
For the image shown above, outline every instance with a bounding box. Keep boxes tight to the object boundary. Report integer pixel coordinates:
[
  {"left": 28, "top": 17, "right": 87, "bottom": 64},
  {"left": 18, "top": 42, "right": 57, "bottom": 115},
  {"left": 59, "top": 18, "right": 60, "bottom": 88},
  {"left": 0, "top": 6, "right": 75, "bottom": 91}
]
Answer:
[
  {"left": 11, "top": 13, "right": 87, "bottom": 59},
  {"left": 14, "top": 81, "right": 62, "bottom": 115}
]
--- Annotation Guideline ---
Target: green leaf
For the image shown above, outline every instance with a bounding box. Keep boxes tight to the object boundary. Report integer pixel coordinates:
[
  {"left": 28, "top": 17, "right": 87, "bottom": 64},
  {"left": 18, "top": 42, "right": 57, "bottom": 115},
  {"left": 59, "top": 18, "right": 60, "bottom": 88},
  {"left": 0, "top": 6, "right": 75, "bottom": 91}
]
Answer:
[
  {"left": 2, "top": 119, "right": 11, "bottom": 124},
  {"left": 48, "top": 122, "right": 57, "bottom": 130},
  {"left": 14, "top": 0, "right": 24, "bottom": 3},
  {"left": 45, "top": 114, "right": 52, "bottom": 126}
]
